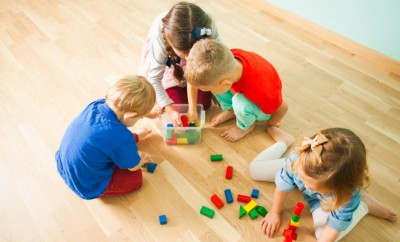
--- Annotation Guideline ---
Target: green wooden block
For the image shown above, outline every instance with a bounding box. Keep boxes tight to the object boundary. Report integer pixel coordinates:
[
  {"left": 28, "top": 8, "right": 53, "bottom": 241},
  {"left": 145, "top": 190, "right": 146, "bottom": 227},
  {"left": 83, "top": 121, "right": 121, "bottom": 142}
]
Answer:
[
  {"left": 166, "top": 130, "right": 173, "bottom": 139},
  {"left": 187, "top": 130, "right": 200, "bottom": 141},
  {"left": 166, "top": 124, "right": 173, "bottom": 139},
  {"left": 200, "top": 206, "right": 215, "bottom": 219},
  {"left": 210, "top": 154, "right": 223, "bottom": 161},
  {"left": 239, "top": 205, "right": 246, "bottom": 218},
  {"left": 255, "top": 206, "right": 268, "bottom": 217},
  {"left": 177, "top": 132, "right": 188, "bottom": 138},
  {"left": 291, "top": 214, "right": 300, "bottom": 222},
  {"left": 249, "top": 209, "right": 259, "bottom": 220}
]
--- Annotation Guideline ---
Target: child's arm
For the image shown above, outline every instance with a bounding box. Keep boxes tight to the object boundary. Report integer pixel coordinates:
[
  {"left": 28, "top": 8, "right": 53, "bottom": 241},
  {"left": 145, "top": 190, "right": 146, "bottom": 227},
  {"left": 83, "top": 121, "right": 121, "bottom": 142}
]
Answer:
[
  {"left": 260, "top": 187, "right": 289, "bottom": 238},
  {"left": 186, "top": 83, "right": 199, "bottom": 123},
  {"left": 268, "top": 101, "right": 288, "bottom": 126},
  {"left": 128, "top": 151, "right": 151, "bottom": 171},
  {"left": 317, "top": 225, "right": 340, "bottom": 242}
]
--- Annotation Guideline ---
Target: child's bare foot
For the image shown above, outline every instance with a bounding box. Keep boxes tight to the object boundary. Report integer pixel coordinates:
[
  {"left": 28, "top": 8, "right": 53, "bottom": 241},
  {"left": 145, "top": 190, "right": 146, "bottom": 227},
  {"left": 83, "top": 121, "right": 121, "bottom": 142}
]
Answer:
[
  {"left": 267, "top": 126, "right": 295, "bottom": 147},
  {"left": 221, "top": 124, "right": 255, "bottom": 142},
  {"left": 210, "top": 110, "right": 235, "bottom": 127},
  {"left": 133, "top": 128, "right": 152, "bottom": 140},
  {"left": 362, "top": 193, "right": 398, "bottom": 222}
]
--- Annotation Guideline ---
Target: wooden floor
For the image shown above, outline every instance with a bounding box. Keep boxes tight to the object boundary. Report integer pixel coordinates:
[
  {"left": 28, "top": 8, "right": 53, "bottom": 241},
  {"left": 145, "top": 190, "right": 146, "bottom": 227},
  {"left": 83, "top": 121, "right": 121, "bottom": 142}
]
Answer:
[{"left": 0, "top": 0, "right": 399, "bottom": 241}]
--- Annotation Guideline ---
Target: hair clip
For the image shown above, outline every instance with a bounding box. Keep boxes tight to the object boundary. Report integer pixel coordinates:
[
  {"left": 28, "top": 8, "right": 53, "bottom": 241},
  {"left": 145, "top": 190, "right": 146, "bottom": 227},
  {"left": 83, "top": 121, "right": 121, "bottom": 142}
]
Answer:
[
  {"left": 299, "top": 133, "right": 329, "bottom": 156},
  {"left": 192, "top": 27, "right": 212, "bottom": 40},
  {"left": 165, "top": 56, "right": 181, "bottom": 67}
]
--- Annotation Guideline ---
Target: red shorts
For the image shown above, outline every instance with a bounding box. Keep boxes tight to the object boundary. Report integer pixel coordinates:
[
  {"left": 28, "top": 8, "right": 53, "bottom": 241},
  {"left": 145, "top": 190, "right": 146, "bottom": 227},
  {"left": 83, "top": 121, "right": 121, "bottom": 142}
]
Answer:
[
  {"left": 166, "top": 86, "right": 212, "bottom": 110},
  {"left": 100, "top": 166, "right": 143, "bottom": 197}
]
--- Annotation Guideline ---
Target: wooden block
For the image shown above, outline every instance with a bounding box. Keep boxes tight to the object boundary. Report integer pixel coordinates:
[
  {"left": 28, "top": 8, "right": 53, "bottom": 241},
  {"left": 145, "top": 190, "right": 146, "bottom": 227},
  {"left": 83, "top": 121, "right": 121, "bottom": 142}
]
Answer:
[
  {"left": 224, "top": 189, "right": 233, "bottom": 203},
  {"left": 251, "top": 188, "right": 259, "bottom": 198},
  {"left": 159, "top": 215, "right": 167, "bottom": 225},
  {"left": 255, "top": 205, "right": 268, "bottom": 217},
  {"left": 291, "top": 214, "right": 300, "bottom": 222},
  {"left": 147, "top": 162, "right": 157, "bottom": 173},
  {"left": 243, "top": 200, "right": 257, "bottom": 213},
  {"left": 290, "top": 220, "right": 300, "bottom": 227},
  {"left": 181, "top": 115, "right": 188, "bottom": 127},
  {"left": 239, "top": 205, "right": 246, "bottom": 218},
  {"left": 237, "top": 194, "right": 251, "bottom": 203},
  {"left": 177, "top": 138, "right": 188, "bottom": 144},
  {"left": 210, "top": 154, "right": 223, "bottom": 161},
  {"left": 293, "top": 202, "right": 304, "bottom": 216},
  {"left": 283, "top": 229, "right": 297, "bottom": 240},
  {"left": 249, "top": 209, "right": 258, "bottom": 220},
  {"left": 211, "top": 194, "right": 224, "bottom": 209},
  {"left": 200, "top": 206, "right": 215, "bottom": 219},
  {"left": 225, "top": 166, "right": 233, "bottom": 179}
]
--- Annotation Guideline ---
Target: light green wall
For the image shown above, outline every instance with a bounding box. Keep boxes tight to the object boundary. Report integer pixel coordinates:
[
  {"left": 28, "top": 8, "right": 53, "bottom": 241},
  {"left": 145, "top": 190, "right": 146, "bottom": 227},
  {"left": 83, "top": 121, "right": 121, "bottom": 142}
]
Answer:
[{"left": 266, "top": 0, "right": 400, "bottom": 61}]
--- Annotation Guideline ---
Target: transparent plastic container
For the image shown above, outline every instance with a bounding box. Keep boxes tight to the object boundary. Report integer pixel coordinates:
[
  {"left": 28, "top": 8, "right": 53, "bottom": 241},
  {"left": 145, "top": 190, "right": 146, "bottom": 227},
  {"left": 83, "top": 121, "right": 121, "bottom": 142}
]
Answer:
[{"left": 160, "top": 104, "right": 205, "bottom": 145}]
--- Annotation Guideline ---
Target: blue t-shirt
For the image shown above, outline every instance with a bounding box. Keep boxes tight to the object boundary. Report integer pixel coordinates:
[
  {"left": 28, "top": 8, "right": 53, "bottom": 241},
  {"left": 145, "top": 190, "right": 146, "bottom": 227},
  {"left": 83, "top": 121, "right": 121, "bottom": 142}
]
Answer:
[
  {"left": 275, "top": 153, "right": 362, "bottom": 232},
  {"left": 55, "top": 99, "right": 141, "bottom": 199}
]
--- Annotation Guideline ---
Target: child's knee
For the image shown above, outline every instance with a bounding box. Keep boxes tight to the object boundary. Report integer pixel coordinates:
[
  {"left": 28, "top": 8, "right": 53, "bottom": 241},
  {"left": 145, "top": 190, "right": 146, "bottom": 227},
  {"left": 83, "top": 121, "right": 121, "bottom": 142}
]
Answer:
[
  {"left": 231, "top": 93, "right": 246, "bottom": 108},
  {"left": 248, "top": 161, "right": 264, "bottom": 181},
  {"left": 249, "top": 161, "right": 257, "bottom": 180},
  {"left": 231, "top": 93, "right": 250, "bottom": 117},
  {"left": 133, "top": 180, "right": 143, "bottom": 191}
]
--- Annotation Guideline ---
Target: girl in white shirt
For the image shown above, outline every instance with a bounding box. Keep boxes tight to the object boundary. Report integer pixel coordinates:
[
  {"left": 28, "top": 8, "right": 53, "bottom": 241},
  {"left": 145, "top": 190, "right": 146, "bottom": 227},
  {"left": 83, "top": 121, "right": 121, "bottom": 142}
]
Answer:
[{"left": 140, "top": 1, "right": 220, "bottom": 126}]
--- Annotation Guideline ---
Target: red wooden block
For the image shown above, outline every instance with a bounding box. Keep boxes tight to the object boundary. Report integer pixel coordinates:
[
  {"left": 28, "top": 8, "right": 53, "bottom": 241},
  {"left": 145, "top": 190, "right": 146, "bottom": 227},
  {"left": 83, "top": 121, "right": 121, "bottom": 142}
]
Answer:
[
  {"left": 283, "top": 229, "right": 297, "bottom": 240},
  {"left": 237, "top": 194, "right": 251, "bottom": 203},
  {"left": 226, "top": 166, "right": 233, "bottom": 179},
  {"left": 293, "top": 202, "right": 305, "bottom": 216},
  {"left": 288, "top": 224, "right": 298, "bottom": 231},
  {"left": 211, "top": 194, "right": 224, "bottom": 209},
  {"left": 166, "top": 139, "right": 177, "bottom": 145},
  {"left": 181, "top": 115, "right": 189, "bottom": 127},
  {"left": 283, "top": 237, "right": 293, "bottom": 242}
]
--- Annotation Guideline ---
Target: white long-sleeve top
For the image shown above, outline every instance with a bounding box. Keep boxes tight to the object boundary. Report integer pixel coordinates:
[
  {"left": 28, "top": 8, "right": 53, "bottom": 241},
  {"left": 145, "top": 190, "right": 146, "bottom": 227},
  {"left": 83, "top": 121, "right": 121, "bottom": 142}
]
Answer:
[{"left": 142, "top": 11, "right": 220, "bottom": 108}]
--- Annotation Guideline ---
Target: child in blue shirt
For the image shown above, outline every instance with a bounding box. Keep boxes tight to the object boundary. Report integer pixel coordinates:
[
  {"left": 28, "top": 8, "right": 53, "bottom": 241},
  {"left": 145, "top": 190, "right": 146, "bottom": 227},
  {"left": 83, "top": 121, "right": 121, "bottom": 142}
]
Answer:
[
  {"left": 249, "top": 128, "right": 397, "bottom": 241},
  {"left": 55, "top": 75, "right": 157, "bottom": 199}
]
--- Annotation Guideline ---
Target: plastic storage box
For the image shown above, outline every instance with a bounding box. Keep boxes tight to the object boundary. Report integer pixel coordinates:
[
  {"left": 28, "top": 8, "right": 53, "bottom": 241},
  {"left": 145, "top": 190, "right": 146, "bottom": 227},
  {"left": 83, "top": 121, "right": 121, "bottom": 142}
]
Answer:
[{"left": 161, "top": 104, "right": 205, "bottom": 145}]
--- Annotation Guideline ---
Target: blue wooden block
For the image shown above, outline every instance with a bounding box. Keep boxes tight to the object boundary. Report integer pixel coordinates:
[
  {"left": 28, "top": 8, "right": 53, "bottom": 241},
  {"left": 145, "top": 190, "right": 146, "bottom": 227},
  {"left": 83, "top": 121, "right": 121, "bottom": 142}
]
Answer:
[
  {"left": 251, "top": 188, "right": 259, "bottom": 198},
  {"left": 224, "top": 189, "right": 233, "bottom": 203},
  {"left": 159, "top": 215, "right": 167, "bottom": 225},
  {"left": 147, "top": 162, "right": 157, "bottom": 173}
]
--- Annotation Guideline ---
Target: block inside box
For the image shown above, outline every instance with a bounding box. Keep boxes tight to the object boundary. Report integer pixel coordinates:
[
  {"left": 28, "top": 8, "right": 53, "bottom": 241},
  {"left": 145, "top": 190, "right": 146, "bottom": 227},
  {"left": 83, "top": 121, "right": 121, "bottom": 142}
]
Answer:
[{"left": 161, "top": 104, "right": 205, "bottom": 145}]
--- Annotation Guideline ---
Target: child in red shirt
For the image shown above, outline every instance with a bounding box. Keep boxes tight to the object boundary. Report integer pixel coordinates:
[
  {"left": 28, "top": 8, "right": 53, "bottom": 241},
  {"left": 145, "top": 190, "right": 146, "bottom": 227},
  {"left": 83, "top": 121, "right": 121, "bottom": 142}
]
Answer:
[{"left": 185, "top": 39, "right": 294, "bottom": 144}]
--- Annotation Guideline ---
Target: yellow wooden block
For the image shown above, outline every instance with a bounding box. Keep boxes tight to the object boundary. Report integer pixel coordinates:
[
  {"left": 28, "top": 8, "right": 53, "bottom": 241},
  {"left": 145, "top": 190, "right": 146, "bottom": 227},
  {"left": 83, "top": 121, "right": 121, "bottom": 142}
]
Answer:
[
  {"left": 290, "top": 219, "right": 300, "bottom": 227},
  {"left": 177, "top": 138, "right": 188, "bottom": 144},
  {"left": 244, "top": 200, "right": 257, "bottom": 213}
]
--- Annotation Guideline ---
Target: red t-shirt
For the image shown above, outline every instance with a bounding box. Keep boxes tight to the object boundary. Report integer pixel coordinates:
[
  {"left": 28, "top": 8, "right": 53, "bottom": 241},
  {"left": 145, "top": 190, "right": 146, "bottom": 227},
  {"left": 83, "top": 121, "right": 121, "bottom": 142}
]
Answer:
[{"left": 230, "top": 49, "right": 282, "bottom": 114}]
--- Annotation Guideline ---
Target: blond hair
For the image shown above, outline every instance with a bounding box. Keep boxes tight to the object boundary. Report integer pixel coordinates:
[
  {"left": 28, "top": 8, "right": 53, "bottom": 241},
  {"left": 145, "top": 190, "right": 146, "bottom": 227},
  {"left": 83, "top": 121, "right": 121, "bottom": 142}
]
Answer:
[
  {"left": 293, "top": 128, "right": 370, "bottom": 210},
  {"left": 106, "top": 75, "right": 155, "bottom": 116},
  {"left": 185, "top": 39, "right": 236, "bottom": 86}
]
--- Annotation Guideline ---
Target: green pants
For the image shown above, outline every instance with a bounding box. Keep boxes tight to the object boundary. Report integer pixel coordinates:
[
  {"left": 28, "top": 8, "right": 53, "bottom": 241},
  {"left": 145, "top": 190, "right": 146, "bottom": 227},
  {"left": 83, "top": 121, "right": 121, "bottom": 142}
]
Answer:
[{"left": 215, "top": 90, "right": 271, "bottom": 130}]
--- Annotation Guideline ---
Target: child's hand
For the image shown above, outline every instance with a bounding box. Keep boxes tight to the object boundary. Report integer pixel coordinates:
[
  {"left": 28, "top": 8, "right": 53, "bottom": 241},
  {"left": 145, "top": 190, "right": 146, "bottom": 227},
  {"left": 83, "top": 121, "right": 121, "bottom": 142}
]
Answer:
[
  {"left": 165, "top": 105, "right": 182, "bottom": 126},
  {"left": 260, "top": 211, "right": 281, "bottom": 238},
  {"left": 138, "top": 151, "right": 151, "bottom": 165},
  {"left": 186, "top": 109, "right": 198, "bottom": 125},
  {"left": 146, "top": 103, "right": 163, "bottom": 119}
]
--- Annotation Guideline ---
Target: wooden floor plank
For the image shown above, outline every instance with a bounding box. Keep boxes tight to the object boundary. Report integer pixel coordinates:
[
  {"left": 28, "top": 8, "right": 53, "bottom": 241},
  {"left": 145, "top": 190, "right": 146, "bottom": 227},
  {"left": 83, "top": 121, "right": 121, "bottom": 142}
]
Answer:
[{"left": 0, "top": 0, "right": 399, "bottom": 241}]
